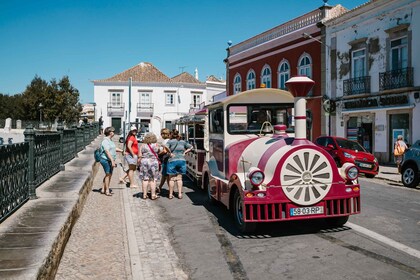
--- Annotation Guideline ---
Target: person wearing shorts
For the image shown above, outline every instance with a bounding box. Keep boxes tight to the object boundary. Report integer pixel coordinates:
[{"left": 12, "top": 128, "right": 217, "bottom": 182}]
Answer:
[
  {"left": 100, "top": 126, "right": 123, "bottom": 196},
  {"left": 166, "top": 130, "right": 193, "bottom": 199},
  {"left": 122, "top": 125, "right": 139, "bottom": 188}
]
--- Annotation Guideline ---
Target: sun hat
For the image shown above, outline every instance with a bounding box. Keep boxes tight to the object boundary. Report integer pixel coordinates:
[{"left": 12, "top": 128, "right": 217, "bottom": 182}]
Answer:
[{"left": 130, "top": 125, "right": 137, "bottom": 131}]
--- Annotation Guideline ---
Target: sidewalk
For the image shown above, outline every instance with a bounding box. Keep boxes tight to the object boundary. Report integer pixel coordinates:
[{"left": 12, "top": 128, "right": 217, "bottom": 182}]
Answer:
[
  {"left": 55, "top": 144, "right": 188, "bottom": 279},
  {"left": 0, "top": 136, "right": 401, "bottom": 279},
  {"left": 374, "top": 165, "right": 401, "bottom": 183}
]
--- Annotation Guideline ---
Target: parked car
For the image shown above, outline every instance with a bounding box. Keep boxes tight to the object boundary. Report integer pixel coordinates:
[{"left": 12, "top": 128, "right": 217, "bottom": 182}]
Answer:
[
  {"left": 400, "top": 140, "right": 420, "bottom": 188},
  {"left": 314, "top": 136, "right": 379, "bottom": 178}
]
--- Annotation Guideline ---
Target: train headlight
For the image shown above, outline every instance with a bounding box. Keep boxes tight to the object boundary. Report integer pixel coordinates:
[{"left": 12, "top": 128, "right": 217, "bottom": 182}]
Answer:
[
  {"left": 248, "top": 168, "right": 265, "bottom": 187},
  {"left": 340, "top": 162, "right": 359, "bottom": 181}
]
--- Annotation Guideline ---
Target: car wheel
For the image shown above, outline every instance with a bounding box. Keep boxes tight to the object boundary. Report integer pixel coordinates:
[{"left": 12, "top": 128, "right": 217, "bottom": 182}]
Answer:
[
  {"left": 365, "top": 174, "right": 376, "bottom": 178},
  {"left": 401, "top": 164, "right": 420, "bottom": 188},
  {"left": 233, "top": 189, "right": 256, "bottom": 233}
]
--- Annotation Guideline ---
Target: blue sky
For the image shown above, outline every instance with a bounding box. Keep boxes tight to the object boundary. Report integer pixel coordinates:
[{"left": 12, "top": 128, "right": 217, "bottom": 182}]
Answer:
[{"left": 0, "top": 0, "right": 367, "bottom": 104}]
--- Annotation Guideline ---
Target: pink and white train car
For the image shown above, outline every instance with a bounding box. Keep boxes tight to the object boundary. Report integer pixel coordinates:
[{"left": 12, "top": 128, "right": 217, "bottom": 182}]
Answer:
[{"left": 187, "top": 87, "right": 360, "bottom": 233}]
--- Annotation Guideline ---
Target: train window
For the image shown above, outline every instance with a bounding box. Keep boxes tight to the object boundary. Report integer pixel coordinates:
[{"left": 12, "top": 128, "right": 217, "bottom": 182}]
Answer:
[
  {"left": 209, "top": 108, "right": 224, "bottom": 133},
  {"left": 228, "top": 106, "right": 248, "bottom": 132},
  {"left": 228, "top": 104, "right": 294, "bottom": 134}
]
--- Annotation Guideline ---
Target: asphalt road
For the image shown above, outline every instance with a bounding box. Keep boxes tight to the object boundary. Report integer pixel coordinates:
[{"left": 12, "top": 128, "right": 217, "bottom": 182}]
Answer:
[{"left": 151, "top": 176, "right": 420, "bottom": 280}]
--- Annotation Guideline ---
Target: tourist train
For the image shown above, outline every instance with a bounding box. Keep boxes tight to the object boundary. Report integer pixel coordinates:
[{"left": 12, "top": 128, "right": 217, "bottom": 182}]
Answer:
[{"left": 175, "top": 78, "right": 361, "bottom": 233}]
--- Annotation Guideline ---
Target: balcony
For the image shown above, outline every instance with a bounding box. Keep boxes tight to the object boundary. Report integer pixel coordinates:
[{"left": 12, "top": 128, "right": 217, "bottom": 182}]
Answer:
[
  {"left": 379, "top": 67, "right": 413, "bottom": 91},
  {"left": 343, "top": 76, "right": 371, "bottom": 96},
  {"left": 107, "top": 102, "right": 124, "bottom": 117},
  {"left": 137, "top": 103, "right": 154, "bottom": 118}
]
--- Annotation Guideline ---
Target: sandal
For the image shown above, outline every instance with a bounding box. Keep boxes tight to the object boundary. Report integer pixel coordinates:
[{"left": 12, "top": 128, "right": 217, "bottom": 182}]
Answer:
[
  {"left": 119, "top": 177, "right": 126, "bottom": 184},
  {"left": 105, "top": 192, "right": 112, "bottom": 196},
  {"left": 100, "top": 189, "right": 105, "bottom": 194},
  {"left": 151, "top": 195, "right": 159, "bottom": 200},
  {"left": 143, "top": 195, "right": 148, "bottom": 200},
  {"left": 168, "top": 195, "right": 174, "bottom": 199},
  {"left": 178, "top": 194, "right": 183, "bottom": 199}
]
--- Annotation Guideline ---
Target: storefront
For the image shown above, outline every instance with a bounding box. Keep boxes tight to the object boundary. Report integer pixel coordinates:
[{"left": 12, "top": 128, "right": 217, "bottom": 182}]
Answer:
[{"left": 339, "top": 93, "right": 413, "bottom": 163}]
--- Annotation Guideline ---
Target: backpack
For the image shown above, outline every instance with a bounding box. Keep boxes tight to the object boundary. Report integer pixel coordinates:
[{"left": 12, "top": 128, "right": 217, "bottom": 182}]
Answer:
[{"left": 94, "top": 147, "right": 102, "bottom": 162}]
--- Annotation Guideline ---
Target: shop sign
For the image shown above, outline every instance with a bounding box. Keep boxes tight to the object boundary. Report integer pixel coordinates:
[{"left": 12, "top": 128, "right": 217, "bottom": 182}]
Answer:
[{"left": 343, "top": 94, "right": 408, "bottom": 110}]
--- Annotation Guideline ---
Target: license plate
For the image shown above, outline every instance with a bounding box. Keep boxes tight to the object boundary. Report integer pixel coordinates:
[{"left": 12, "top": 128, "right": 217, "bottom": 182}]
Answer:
[
  {"left": 359, "top": 163, "right": 372, "bottom": 168},
  {"left": 290, "top": 206, "right": 324, "bottom": 216}
]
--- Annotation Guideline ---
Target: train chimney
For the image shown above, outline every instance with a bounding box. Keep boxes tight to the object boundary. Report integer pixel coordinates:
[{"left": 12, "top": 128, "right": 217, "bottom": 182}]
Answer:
[{"left": 285, "top": 76, "right": 315, "bottom": 140}]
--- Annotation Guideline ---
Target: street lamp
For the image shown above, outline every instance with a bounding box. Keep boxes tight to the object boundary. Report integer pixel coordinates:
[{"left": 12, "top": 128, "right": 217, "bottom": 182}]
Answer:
[{"left": 38, "top": 103, "right": 43, "bottom": 123}]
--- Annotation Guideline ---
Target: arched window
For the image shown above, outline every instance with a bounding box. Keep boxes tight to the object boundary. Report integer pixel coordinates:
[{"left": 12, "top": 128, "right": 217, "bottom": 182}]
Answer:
[
  {"left": 278, "top": 60, "right": 290, "bottom": 90},
  {"left": 298, "top": 53, "right": 312, "bottom": 78},
  {"left": 247, "top": 70, "right": 256, "bottom": 90},
  {"left": 233, "top": 74, "right": 241, "bottom": 94},
  {"left": 261, "top": 65, "right": 272, "bottom": 88}
]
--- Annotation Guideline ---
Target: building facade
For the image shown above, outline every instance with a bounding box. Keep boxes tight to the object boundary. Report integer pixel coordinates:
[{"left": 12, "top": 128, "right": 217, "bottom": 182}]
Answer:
[
  {"left": 93, "top": 62, "right": 225, "bottom": 136},
  {"left": 324, "top": 0, "right": 420, "bottom": 163},
  {"left": 225, "top": 4, "right": 348, "bottom": 141}
]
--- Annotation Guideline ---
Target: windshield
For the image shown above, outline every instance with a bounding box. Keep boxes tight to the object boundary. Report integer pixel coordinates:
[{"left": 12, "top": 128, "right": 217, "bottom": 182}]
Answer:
[
  {"left": 336, "top": 138, "right": 366, "bottom": 152},
  {"left": 227, "top": 104, "right": 293, "bottom": 134}
]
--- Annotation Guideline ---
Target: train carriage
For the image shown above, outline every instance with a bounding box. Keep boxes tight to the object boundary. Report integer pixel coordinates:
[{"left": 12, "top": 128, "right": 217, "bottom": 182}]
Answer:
[{"left": 179, "top": 84, "right": 361, "bottom": 233}]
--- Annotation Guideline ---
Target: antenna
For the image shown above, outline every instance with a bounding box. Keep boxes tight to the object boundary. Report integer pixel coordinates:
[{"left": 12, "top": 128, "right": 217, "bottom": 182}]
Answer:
[{"left": 179, "top": 66, "right": 188, "bottom": 73}]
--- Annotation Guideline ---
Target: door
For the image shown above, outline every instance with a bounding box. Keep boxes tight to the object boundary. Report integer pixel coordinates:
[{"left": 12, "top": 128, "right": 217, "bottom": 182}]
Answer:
[{"left": 111, "top": 118, "right": 121, "bottom": 135}]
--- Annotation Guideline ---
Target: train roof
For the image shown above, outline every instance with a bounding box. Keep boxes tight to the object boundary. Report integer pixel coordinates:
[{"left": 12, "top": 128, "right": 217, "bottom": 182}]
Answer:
[{"left": 207, "top": 88, "right": 294, "bottom": 109}]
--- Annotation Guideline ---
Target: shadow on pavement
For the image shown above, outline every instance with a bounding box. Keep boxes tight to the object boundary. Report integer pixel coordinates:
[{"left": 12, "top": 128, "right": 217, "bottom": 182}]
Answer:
[{"left": 182, "top": 176, "right": 351, "bottom": 239}]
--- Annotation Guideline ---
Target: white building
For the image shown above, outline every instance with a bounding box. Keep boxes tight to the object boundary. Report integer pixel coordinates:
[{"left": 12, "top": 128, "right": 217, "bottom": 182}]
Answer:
[
  {"left": 324, "top": 0, "right": 420, "bottom": 162},
  {"left": 93, "top": 62, "right": 225, "bottom": 136}
]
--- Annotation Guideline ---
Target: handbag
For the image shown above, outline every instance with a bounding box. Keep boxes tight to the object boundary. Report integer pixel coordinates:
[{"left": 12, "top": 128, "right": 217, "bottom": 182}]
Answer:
[
  {"left": 148, "top": 144, "right": 162, "bottom": 171},
  {"left": 394, "top": 142, "right": 405, "bottom": 156}
]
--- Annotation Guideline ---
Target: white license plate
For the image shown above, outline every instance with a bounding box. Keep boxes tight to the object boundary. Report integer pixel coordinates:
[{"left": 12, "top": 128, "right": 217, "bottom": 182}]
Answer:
[
  {"left": 359, "top": 163, "right": 372, "bottom": 168},
  {"left": 290, "top": 206, "right": 324, "bottom": 216}
]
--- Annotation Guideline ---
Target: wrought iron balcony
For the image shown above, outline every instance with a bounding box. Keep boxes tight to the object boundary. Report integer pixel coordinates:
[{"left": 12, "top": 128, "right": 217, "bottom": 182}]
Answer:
[
  {"left": 107, "top": 102, "right": 125, "bottom": 117},
  {"left": 343, "top": 76, "right": 371, "bottom": 96},
  {"left": 137, "top": 103, "right": 154, "bottom": 118},
  {"left": 190, "top": 103, "right": 200, "bottom": 110},
  {"left": 379, "top": 67, "right": 413, "bottom": 91}
]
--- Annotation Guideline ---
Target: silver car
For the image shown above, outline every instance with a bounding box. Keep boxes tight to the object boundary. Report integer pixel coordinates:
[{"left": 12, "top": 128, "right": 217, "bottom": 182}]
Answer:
[{"left": 400, "top": 140, "right": 420, "bottom": 188}]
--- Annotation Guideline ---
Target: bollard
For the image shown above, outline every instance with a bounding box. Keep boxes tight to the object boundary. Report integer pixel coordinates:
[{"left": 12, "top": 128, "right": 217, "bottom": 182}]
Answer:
[{"left": 24, "top": 125, "right": 37, "bottom": 199}]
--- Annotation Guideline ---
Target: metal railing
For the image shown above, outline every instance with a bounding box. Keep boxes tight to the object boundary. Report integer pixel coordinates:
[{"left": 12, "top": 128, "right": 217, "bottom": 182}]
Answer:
[
  {"left": 379, "top": 67, "right": 413, "bottom": 91},
  {"left": 343, "top": 76, "right": 371, "bottom": 96},
  {"left": 0, "top": 122, "right": 99, "bottom": 223},
  {"left": 107, "top": 102, "right": 125, "bottom": 117}
]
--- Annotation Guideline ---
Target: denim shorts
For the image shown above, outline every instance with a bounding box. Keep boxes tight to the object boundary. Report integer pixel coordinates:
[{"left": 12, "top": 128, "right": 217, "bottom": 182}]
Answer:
[
  {"left": 100, "top": 158, "right": 113, "bottom": 174},
  {"left": 125, "top": 154, "right": 138, "bottom": 166},
  {"left": 167, "top": 160, "right": 186, "bottom": 175}
]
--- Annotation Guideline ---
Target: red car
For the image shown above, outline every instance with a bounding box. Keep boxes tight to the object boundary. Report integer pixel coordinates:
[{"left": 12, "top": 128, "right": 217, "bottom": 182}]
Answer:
[{"left": 314, "top": 136, "right": 379, "bottom": 178}]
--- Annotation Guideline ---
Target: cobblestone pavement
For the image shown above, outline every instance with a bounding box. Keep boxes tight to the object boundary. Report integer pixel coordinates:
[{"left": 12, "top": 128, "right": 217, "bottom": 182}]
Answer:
[{"left": 55, "top": 155, "right": 188, "bottom": 280}]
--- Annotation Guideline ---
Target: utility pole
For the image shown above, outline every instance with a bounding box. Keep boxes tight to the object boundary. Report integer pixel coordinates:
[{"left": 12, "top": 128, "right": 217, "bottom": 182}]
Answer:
[{"left": 128, "top": 77, "right": 132, "bottom": 124}]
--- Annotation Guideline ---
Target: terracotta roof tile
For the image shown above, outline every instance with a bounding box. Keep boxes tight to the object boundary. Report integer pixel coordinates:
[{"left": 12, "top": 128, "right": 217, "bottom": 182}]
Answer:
[
  {"left": 171, "top": 72, "right": 203, "bottom": 84},
  {"left": 96, "top": 62, "right": 172, "bottom": 83},
  {"left": 206, "top": 75, "right": 224, "bottom": 82}
]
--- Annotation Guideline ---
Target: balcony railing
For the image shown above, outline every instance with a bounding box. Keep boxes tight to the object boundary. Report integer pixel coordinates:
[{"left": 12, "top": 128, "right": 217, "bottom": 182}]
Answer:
[
  {"left": 379, "top": 67, "right": 413, "bottom": 91},
  {"left": 107, "top": 103, "right": 125, "bottom": 117},
  {"left": 137, "top": 103, "right": 154, "bottom": 118},
  {"left": 343, "top": 76, "right": 371, "bottom": 96}
]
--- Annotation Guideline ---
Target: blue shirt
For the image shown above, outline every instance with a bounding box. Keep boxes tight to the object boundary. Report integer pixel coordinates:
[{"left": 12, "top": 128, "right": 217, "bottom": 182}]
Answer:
[
  {"left": 166, "top": 139, "right": 192, "bottom": 162},
  {"left": 101, "top": 137, "right": 117, "bottom": 160}
]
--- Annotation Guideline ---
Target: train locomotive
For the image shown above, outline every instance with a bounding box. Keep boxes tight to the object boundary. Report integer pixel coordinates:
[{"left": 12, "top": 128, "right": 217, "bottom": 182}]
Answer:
[{"left": 176, "top": 78, "right": 361, "bottom": 233}]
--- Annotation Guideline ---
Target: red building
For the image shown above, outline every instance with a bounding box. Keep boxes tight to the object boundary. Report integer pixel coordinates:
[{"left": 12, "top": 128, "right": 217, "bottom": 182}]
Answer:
[{"left": 225, "top": 4, "right": 348, "bottom": 140}]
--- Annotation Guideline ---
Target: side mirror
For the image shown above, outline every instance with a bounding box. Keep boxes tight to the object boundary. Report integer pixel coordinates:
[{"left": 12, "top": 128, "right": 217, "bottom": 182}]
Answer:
[{"left": 327, "top": 144, "right": 335, "bottom": 150}]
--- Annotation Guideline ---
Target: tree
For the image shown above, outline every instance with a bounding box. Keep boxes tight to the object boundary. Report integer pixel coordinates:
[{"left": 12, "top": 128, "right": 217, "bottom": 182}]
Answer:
[{"left": 21, "top": 75, "right": 82, "bottom": 124}]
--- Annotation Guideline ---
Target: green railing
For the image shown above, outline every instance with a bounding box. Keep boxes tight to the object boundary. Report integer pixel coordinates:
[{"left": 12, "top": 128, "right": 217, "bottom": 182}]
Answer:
[{"left": 0, "top": 122, "right": 99, "bottom": 223}]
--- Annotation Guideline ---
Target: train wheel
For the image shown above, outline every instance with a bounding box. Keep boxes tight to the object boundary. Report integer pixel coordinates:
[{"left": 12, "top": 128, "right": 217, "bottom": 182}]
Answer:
[
  {"left": 325, "top": 216, "right": 349, "bottom": 228},
  {"left": 204, "top": 175, "right": 216, "bottom": 204},
  {"left": 233, "top": 189, "right": 256, "bottom": 233}
]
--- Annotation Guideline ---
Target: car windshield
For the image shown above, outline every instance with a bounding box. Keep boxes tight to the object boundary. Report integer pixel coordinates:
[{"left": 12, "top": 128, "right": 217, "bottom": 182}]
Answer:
[{"left": 336, "top": 138, "right": 366, "bottom": 152}]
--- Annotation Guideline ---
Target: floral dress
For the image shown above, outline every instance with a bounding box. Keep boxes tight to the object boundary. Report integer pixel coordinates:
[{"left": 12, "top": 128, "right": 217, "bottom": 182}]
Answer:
[{"left": 138, "top": 143, "right": 161, "bottom": 181}]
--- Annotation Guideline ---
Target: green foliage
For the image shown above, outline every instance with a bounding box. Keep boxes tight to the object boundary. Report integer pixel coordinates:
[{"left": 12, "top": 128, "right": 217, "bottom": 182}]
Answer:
[{"left": 0, "top": 75, "right": 82, "bottom": 123}]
